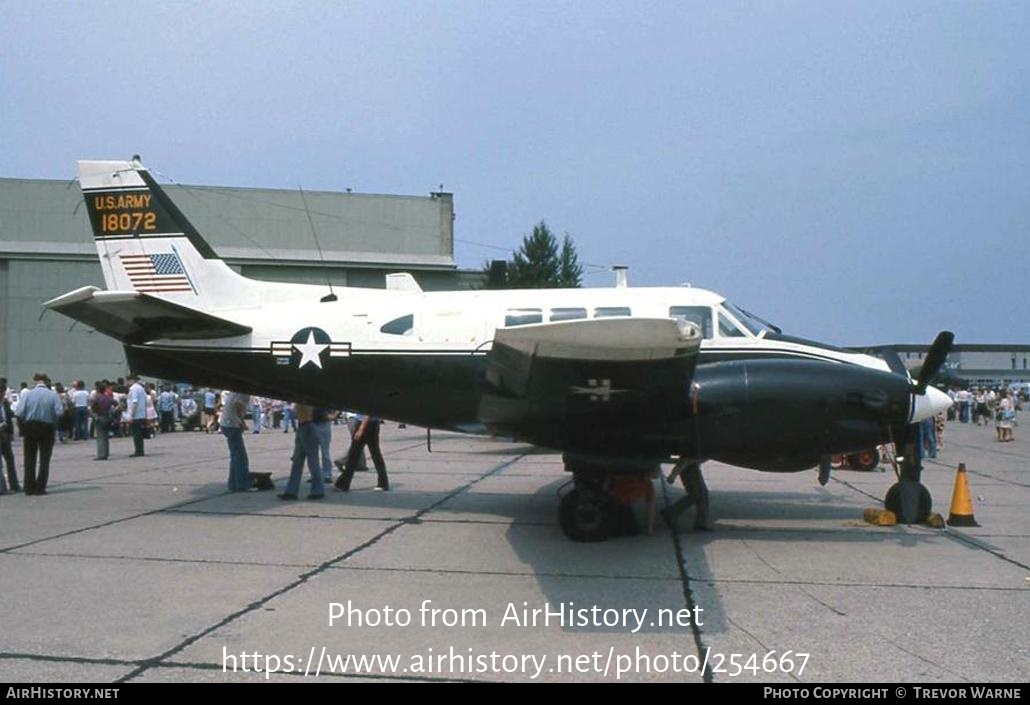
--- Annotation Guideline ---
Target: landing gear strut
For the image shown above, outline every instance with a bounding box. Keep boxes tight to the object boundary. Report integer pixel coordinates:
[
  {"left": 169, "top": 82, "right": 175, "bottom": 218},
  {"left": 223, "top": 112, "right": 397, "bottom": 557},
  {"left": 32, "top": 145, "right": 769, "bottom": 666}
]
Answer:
[
  {"left": 884, "top": 427, "right": 933, "bottom": 523},
  {"left": 662, "top": 459, "right": 712, "bottom": 531}
]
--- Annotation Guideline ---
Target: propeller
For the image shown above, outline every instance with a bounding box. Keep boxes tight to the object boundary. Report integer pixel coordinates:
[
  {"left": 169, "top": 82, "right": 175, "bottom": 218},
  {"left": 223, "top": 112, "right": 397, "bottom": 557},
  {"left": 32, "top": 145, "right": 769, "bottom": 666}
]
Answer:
[
  {"left": 914, "top": 331, "right": 954, "bottom": 394},
  {"left": 890, "top": 330, "right": 954, "bottom": 462}
]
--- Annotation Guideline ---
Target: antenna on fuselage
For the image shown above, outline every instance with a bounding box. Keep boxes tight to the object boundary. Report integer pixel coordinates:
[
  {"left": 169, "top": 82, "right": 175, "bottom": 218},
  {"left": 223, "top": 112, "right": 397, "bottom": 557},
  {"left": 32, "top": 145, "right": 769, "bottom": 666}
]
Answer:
[
  {"left": 298, "top": 185, "right": 338, "bottom": 303},
  {"left": 612, "top": 265, "right": 629, "bottom": 288}
]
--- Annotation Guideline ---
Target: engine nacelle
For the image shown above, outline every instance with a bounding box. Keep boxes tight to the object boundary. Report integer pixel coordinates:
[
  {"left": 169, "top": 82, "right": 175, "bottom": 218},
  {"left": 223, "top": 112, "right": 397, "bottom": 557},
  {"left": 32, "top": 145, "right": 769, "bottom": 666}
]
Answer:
[{"left": 693, "top": 359, "right": 910, "bottom": 472}]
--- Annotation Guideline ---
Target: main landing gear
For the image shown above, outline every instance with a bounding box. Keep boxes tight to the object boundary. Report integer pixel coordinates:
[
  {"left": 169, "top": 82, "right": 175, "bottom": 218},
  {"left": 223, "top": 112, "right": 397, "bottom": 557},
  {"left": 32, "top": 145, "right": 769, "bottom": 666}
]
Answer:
[{"left": 557, "top": 456, "right": 711, "bottom": 542}]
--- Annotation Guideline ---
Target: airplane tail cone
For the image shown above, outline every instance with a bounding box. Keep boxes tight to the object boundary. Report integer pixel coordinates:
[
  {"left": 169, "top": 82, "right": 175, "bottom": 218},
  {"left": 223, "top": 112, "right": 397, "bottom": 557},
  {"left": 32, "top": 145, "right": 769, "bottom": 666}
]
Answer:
[{"left": 947, "top": 463, "right": 979, "bottom": 527}]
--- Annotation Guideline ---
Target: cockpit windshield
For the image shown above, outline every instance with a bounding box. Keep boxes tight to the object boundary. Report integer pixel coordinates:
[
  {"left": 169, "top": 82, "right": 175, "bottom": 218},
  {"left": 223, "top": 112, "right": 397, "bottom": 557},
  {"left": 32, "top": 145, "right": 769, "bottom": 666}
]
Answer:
[{"left": 721, "top": 301, "right": 772, "bottom": 337}]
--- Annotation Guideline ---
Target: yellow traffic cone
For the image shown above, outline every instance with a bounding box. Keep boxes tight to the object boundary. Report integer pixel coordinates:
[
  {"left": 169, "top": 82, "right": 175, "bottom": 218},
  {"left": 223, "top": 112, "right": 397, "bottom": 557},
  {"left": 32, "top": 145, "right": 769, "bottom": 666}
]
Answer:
[{"left": 947, "top": 463, "right": 979, "bottom": 527}]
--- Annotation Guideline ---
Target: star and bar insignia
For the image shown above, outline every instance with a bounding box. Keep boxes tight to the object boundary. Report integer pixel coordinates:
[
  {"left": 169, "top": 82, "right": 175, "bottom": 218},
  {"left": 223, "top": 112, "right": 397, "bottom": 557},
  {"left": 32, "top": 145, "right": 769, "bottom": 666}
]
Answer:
[
  {"left": 569, "top": 378, "right": 630, "bottom": 403},
  {"left": 270, "top": 327, "right": 351, "bottom": 369}
]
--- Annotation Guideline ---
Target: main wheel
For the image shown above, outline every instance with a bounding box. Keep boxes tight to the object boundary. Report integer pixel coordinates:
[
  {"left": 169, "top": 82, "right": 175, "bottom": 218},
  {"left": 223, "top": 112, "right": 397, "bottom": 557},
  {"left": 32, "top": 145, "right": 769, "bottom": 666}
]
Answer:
[
  {"left": 558, "top": 487, "right": 613, "bottom": 542},
  {"left": 850, "top": 448, "right": 881, "bottom": 472}
]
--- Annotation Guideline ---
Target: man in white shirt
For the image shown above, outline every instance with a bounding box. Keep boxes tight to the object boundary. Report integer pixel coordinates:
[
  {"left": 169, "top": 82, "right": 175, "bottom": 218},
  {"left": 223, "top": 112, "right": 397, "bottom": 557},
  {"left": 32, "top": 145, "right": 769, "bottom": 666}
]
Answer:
[
  {"left": 71, "top": 381, "right": 90, "bottom": 440},
  {"left": 127, "top": 375, "right": 148, "bottom": 457}
]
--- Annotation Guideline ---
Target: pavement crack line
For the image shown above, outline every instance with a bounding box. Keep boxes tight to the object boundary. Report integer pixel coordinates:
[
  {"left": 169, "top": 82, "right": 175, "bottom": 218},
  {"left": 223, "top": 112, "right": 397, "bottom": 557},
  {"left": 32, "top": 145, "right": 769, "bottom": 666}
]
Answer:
[
  {"left": 924, "top": 457, "right": 1030, "bottom": 489},
  {"left": 882, "top": 637, "right": 968, "bottom": 682},
  {"left": 114, "top": 451, "right": 530, "bottom": 683},
  {"left": 0, "top": 652, "right": 137, "bottom": 667},
  {"left": 659, "top": 480, "right": 713, "bottom": 684},
  {"left": 943, "top": 530, "right": 1030, "bottom": 572},
  {"left": 8, "top": 549, "right": 316, "bottom": 570},
  {"left": 695, "top": 577, "right": 1025, "bottom": 592},
  {"left": 740, "top": 539, "right": 847, "bottom": 617},
  {"left": 0, "top": 493, "right": 223, "bottom": 554}
]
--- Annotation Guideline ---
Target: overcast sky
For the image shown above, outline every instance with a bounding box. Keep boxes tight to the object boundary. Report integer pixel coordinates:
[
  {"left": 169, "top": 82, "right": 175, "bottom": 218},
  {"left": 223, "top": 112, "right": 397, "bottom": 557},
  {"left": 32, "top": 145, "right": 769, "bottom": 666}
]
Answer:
[{"left": 2, "top": 1, "right": 1027, "bottom": 345}]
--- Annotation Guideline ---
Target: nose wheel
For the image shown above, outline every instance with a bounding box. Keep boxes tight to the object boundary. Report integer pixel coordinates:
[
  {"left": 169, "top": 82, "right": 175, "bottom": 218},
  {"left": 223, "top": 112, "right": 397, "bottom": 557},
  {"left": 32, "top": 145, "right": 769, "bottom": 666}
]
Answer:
[
  {"left": 884, "top": 481, "right": 932, "bottom": 523},
  {"left": 884, "top": 429, "right": 933, "bottom": 523}
]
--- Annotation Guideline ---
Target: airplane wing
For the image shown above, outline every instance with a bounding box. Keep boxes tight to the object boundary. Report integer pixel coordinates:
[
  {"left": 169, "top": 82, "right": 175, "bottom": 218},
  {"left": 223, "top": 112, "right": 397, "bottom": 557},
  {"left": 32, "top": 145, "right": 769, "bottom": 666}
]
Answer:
[
  {"left": 478, "top": 317, "right": 702, "bottom": 453},
  {"left": 44, "top": 286, "right": 252, "bottom": 343}
]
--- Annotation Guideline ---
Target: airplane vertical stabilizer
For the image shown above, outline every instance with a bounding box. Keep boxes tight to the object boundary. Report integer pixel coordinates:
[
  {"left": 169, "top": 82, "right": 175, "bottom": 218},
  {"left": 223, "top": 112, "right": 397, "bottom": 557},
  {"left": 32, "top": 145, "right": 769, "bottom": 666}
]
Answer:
[{"left": 78, "top": 158, "right": 251, "bottom": 312}]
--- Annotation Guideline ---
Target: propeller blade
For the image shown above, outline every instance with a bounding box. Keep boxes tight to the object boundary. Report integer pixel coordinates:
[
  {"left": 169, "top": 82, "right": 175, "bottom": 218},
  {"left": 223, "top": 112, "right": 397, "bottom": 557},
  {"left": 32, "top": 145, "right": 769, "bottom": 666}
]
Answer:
[{"left": 915, "top": 331, "right": 954, "bottom": 393}]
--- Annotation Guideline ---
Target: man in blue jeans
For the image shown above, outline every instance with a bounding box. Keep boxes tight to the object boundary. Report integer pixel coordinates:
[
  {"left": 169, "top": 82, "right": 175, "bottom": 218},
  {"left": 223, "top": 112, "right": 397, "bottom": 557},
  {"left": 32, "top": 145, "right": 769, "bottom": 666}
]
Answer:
[
  {"left": 219, "top": 391, "right": 251, "bottom": 491},
  {"left": 312, "top": 407, "right": 337, "bottom": 483},
  {"left": 279, "top": 404, "right": 324, "bottom": 500}
]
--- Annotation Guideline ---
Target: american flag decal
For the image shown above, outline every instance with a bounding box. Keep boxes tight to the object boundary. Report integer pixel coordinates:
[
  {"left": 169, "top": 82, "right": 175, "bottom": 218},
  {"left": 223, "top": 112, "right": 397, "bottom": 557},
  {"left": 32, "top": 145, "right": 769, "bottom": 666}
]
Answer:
[{"left": 120, "top": 253, "right": 194, "bottom": 293}]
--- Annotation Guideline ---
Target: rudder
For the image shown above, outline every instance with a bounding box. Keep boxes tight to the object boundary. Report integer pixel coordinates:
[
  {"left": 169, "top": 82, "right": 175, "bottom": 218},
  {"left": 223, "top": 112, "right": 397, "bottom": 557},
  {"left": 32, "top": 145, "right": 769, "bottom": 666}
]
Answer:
[{"left": 78, "top": 158, "right": 246, "bottom": 309}]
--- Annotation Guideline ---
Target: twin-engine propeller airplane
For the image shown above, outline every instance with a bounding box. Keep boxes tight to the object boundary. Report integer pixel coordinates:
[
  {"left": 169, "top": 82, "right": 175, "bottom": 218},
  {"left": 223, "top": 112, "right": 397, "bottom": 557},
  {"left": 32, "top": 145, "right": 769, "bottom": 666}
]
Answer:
[{"left": 46, "top": 158, "right": 954, "bottom": 541}]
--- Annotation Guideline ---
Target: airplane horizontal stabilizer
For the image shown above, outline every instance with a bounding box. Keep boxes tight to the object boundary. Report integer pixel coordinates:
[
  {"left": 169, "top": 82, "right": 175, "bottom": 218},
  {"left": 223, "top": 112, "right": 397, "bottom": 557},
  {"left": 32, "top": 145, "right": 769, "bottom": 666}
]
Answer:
[{"left": 44, "top": 286, "right": 252, "bottom": 343}]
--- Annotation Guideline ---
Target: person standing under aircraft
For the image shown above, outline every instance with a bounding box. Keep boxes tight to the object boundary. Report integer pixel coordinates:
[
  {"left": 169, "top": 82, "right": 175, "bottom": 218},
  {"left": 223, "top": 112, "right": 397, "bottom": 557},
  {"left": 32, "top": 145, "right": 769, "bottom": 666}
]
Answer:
[
  {"left": 250, "top": 396, "right": 263, "bottom": 434},
  {"left": 279, "top": 403, "right": 323, "bottom": 500},
  {"left": 312, "top": 407, "right": 337, "bottom": 483},
  {"left": 18, "top": 373, "right": 64, "bottom": 495},
  {"left": 343, "top": 411, "right": 369, "bottom": 472},
  {"left": 203, "top": 388, "right": 217, "bottom": 433},
  {"left": 219, "top": 391, "right": 252, "bottom": 491},
  {"left": 334, "top": 413, "right": 389, "bottom": 492},
  {"left": 127, "top": 375, "right": 148, "bottom": 457}
]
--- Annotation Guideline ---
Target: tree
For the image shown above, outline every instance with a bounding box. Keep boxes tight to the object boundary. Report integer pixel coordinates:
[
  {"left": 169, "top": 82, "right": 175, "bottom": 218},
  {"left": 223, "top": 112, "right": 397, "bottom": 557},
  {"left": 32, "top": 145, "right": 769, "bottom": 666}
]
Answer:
[{"left": 485, "top": 221, "right": 583, "bottom": 289}]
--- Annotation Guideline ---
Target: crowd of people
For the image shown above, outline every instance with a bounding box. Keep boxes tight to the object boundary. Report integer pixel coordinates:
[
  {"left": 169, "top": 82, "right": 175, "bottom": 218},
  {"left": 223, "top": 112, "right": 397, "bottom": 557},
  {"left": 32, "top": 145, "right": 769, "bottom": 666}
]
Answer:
[
  {"left": 945, "top": 386, "right": 1023, "bottom": 443},
  {"left": 0, "top": 374, "right": 388, "bottom": 498}
]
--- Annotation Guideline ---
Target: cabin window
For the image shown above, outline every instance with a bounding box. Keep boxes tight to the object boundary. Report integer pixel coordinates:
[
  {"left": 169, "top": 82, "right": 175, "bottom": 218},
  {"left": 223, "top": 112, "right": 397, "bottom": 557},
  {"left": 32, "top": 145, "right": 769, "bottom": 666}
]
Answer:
[
  {"left": 717, "top": 311, "right": 746, "bottom": 337},
  {"left": 380, "top": 314, "right": 414, "bottom": 335},
  {"left": 669, "top": 306, "right": 713, "bottom": 339},
  {"left": 505, "top": 309, "right": 543, "bottom": 327},
  {"left": 550, "top": 307, "right": 587, "bottom": 322},
  {"left": 594, "top": 306, "right": 631, "bottom": 318}
]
